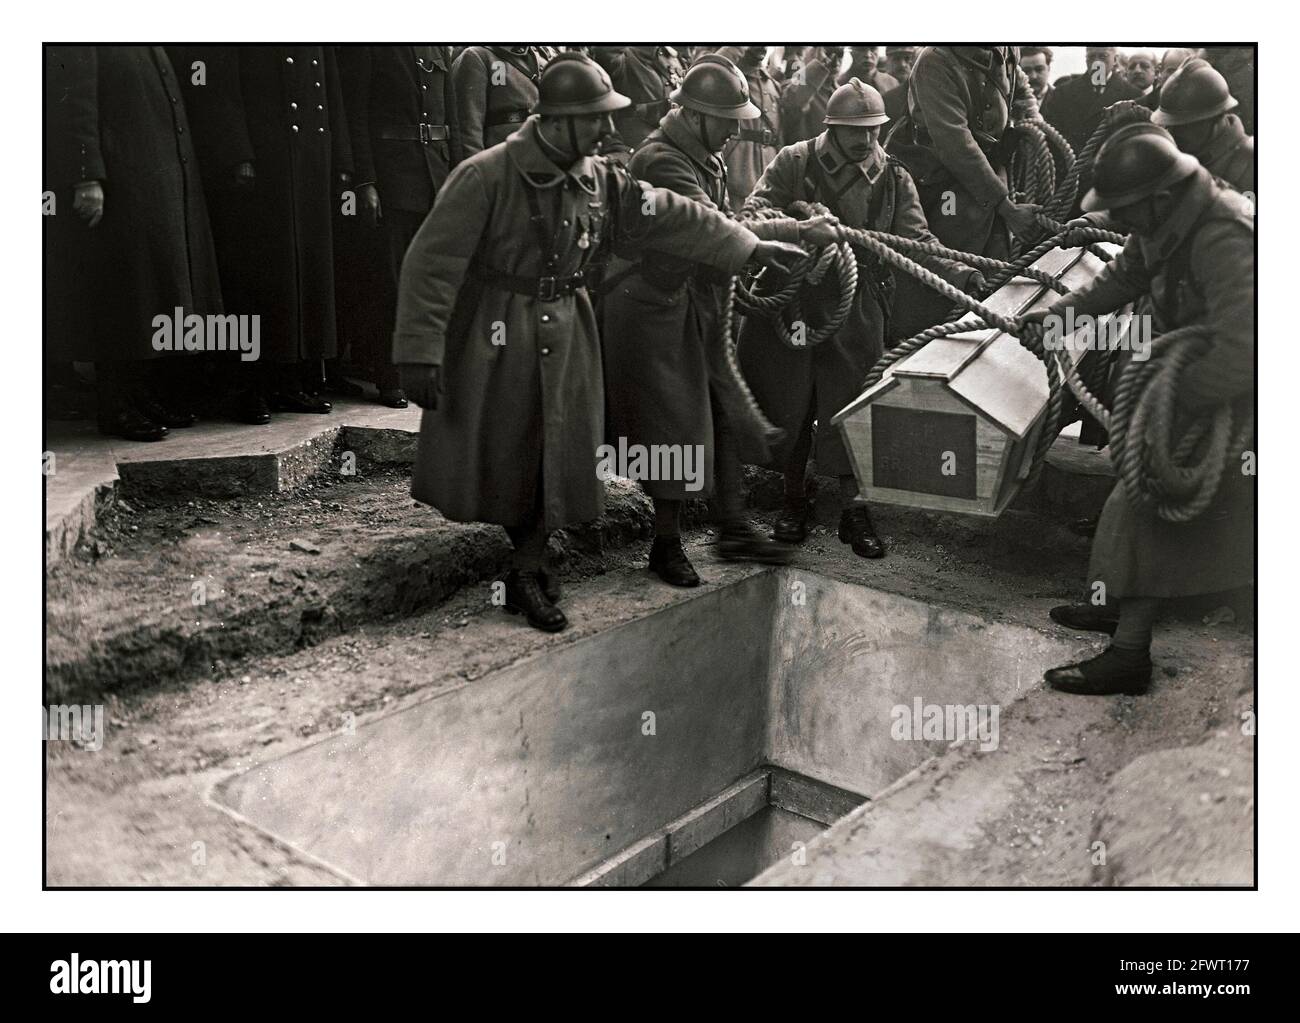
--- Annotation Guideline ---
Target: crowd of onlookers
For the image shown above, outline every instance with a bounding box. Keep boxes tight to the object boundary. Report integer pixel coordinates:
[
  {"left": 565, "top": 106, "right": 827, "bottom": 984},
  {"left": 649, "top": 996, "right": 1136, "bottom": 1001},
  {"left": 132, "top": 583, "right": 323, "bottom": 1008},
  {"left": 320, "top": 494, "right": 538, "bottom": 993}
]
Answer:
[{"left": 43, "top": 44, "right": 1253, "bottom": 442}]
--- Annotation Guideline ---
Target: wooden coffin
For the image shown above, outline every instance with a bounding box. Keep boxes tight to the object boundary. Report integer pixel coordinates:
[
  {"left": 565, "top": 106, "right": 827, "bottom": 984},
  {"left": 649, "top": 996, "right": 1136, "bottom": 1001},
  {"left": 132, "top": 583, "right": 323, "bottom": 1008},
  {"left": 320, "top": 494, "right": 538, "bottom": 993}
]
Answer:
[{"left": 831, "top": 243, "right": 1125, "bottom": 518}]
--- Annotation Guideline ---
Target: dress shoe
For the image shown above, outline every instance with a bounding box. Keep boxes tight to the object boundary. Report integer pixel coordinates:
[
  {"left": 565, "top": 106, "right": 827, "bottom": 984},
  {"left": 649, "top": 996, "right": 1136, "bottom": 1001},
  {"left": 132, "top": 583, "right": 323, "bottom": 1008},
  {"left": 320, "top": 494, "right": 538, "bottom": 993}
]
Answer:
[
  {"left": 1049, "top": 603, "right": 1119, "bottom": 636},
  {"left": 271, "top": 390, "right": 333, "bottom": 414},
  {"left": 717, "top": 520, "right": 795, "bottom": 564},
  {"left": 378, "top": 388, "right": 409, "bottom": 409},
  {"left": 773, "top": 506, "right": 809, "bottom": 544},
  {"left": 98, "top": 407, "right": 168, "bottom": 442},
  {"left": 504, "top": 569, "right": 567, "bottom": 632},
  {"left": 1045, "top": 645, "right": 1152, "bottom": 695},
  {"left": 838, "top": 505, "right": 884, "bottom": 558},
  {"left": 135, "top": 393, "right": 198, "bottom": 428},
  {"left": 234, "top": 390, "right": 272, "bottom": 425},
  {"left": 649, "top": 536, "right": 701, "bottom": 587}
]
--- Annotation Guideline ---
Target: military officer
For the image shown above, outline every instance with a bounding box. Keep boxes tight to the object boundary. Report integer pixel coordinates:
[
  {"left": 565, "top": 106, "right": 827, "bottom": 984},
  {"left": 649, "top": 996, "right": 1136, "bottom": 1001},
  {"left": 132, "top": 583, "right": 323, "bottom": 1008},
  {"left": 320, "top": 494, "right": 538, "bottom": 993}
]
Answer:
[
  {"left": 173, "top": 45, "right": 352, "bottom": 421},
  {"left": 44, "top": 45, "right": 223, "bottom": 440},
  {"left": 452, "top": 46, "right": 548, "bottom": 157},
  {"left": 738, "top": 79, "right": 983, "bottom": 560},
  {"left": 590, "top": 46, "right": 684, "bottom": 161},
  {"left": 1153, "top": 58, "right": 1254, "bottom": 192},
  {"left": 1019, "top": 124, "right": 1254, "bottom": 695},
  {"left": 601, "top": 55, "right": 839, "bottom": 586},
  {"left": 885, "top": 46, "right": 1041, "bottom": 338},
  {"left": 392, "top": 54, "right": 804, "bottom": 631},
  {"left": 713, "top": 46, "right": 784, "bottom": 207},
  {"left": 888, "top": 45, "right": 1041, "bottom": 257},
  {"left": 337, "top": 45, "right": 463, "bottom": 407}
]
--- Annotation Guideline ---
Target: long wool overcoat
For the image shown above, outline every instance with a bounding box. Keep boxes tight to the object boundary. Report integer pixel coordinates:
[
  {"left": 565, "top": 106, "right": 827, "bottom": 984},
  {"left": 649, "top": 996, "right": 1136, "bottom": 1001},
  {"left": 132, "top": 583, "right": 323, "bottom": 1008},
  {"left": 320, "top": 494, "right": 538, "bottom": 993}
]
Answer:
[
  {"left": 392, "top": 117, "right": 759, "bottom": 530},
  {"left": 43, "top": 45, "right": 222, "bottom": 363},
  {"left": 737, "top": 132, "right": 972, "bottom": 476},
  {"left": 1058, "top": 169, "right": 1255, "bottom": 599},
  {"left": 601, "top": 109, "right": 797, "bottom": 501},
  {"left": 170, "top": 45, "right": 352, "bottom": 364}
]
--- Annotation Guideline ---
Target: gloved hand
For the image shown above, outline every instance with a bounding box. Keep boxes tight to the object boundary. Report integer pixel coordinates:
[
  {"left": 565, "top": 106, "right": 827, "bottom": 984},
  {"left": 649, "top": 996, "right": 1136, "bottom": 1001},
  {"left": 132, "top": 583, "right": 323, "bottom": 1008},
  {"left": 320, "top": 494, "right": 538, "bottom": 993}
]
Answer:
[
  {"left": 398, "top": 363, "right": 443, "bottom": 410},
  {"left": 965, "top": 270, "right": 988, "bottom": 296},
  {"left": 72, "top": 181, "right": 104, "bottom": 227}
]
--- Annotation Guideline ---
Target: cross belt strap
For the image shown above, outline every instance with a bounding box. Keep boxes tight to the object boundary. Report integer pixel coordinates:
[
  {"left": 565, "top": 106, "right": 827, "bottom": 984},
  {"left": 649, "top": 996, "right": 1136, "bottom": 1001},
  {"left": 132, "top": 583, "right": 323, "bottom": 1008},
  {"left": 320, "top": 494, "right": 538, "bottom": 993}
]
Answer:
[{"left": 377, "top": 123, "right": 450, "bottom": 142}]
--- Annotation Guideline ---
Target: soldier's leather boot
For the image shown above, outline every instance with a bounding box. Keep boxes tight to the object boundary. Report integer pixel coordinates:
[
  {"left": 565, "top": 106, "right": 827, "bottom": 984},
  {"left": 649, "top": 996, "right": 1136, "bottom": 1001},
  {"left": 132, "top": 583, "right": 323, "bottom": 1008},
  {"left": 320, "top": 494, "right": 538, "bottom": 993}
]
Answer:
[
  {"left": 773, "top": 503, "right": 809, "bottom": 544},
  {"left": 649, "top": 536, "right": 700, "bottom": 587},
  {"left": 503, "top": 569, "right": 567, "bottom": 633},
  {"left": 717, "top": 520, "right": 795, "bottom": 564},
  {"left": 1045, "top": 645, "right": 1152, "bottom": 696},
  {"left": 1049, "top": 603, "right": 1119, "bottom": 636},
  {"left": 537, "top": 567, "right": 561, "bottom": 603},
  {"left": 98, "top": 406, "right": 168, "bottom": 443},
  {"left": 838, "top": 505, "right": 884, "bottom": 558}
]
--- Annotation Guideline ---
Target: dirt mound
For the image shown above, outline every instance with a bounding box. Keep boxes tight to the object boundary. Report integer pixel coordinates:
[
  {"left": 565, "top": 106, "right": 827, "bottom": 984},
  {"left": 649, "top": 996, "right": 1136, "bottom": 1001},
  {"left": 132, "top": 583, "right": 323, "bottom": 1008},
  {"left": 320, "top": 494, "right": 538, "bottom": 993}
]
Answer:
[{"left": 1093, "top": 732, "right": 1254, "bottom": 886}]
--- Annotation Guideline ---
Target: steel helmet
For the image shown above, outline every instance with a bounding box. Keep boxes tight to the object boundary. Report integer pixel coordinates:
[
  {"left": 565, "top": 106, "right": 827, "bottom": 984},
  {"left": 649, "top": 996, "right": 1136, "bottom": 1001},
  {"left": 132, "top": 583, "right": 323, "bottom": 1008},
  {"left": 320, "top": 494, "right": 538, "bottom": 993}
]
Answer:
[
  {"left": 1151, "top": 57, "right": 1239, "bottom": 127},
  {"left": 670, "top": 54, "right": 760, "bottom": 119},
  {"left": 533, "top": 52, "right": 631, "bottom": 116},
  {"left": 824, "top": 77, "right": 889, "bottom": 126},
  {"left": 1081, "top": 122, "right": 1201, "bottom": 212}
]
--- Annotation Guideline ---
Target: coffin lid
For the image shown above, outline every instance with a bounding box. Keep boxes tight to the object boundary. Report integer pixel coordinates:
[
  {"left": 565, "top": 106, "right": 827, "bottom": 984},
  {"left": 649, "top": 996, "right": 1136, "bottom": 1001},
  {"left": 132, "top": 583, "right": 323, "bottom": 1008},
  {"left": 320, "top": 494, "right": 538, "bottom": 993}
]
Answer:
[{"left": 833, "top": 243, "right": 1123, "bottom": 439}]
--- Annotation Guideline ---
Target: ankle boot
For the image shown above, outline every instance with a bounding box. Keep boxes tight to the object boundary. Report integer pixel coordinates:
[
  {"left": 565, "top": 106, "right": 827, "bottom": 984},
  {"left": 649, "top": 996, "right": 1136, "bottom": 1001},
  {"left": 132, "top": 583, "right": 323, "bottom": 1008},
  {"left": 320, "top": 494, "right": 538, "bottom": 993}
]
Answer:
[
  {"left": 1045, "top": 645, "right": 1152, "bottom": 695},
  {"left": 1049, "top": 603, "right": 1119, "bottom": 635},
  {"left": 503, "top": 569, "right": 567, "bottom": 632},
  {"left": 649, "top": 536, "right": 700, "bottom": 587},
  {"left": 773, "top": 501, "right": 809, "bottom": 544},
  {"left": 838, "top": 505, "right": 884, "bottom": 558}
]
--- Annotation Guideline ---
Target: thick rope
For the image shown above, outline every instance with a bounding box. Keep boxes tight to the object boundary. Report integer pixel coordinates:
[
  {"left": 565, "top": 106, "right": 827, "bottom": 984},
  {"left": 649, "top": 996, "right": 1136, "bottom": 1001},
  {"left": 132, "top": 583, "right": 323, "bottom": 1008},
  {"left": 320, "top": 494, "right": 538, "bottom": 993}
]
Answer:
[
  {"left": 1056, "top": 326, "right": 1253, "bottom": 522},
  {"left": 720, "top": 100, "right": 1238, "bottom": 520}
]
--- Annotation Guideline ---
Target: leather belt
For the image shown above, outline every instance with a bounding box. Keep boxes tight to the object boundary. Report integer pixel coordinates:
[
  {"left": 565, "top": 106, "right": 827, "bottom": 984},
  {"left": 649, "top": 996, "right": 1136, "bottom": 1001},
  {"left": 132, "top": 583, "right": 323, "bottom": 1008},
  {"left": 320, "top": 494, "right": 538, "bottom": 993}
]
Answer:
[
  {"left": 914, "top": 122, "right": 1002, "bottom": 156},
  {"left": 377, "top": 123, "right": 449, "bottom": 143},
  {"left": 473, "top": 262, "right": 590, "bottom": 302},
  {"left": 736, "top": 127, "right": 777, "bottom": 145},
  {"left": 484, "top": 109, "right": 529, "bottom": 128}
]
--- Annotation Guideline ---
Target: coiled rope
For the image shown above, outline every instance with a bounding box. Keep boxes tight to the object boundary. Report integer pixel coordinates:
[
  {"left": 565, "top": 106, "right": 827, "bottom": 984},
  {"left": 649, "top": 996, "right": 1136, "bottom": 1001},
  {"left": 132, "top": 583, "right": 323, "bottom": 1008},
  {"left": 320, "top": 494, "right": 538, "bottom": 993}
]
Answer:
[{"left": 722, "top": 99, "right": 1245, "bottom": 520}]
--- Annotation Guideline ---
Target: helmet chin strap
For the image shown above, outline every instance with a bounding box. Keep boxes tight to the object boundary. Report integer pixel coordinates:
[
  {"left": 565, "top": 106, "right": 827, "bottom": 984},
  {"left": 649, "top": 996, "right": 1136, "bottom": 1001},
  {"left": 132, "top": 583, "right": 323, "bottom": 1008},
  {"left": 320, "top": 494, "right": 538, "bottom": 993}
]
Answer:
[
  {"left": 567, "top": 115, "right": 581, "bottom": 160},
  {"left": 696, "top": 112, "right": 724, "bottom": 155}
]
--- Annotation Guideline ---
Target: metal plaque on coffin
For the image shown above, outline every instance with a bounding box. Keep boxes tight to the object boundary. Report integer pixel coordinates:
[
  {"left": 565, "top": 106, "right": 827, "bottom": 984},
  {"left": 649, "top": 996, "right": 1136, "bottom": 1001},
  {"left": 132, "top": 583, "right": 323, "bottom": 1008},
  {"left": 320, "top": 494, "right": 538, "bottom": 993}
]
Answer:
[{"left": 871, "top": 405, "right": 977, "bottom": 499}]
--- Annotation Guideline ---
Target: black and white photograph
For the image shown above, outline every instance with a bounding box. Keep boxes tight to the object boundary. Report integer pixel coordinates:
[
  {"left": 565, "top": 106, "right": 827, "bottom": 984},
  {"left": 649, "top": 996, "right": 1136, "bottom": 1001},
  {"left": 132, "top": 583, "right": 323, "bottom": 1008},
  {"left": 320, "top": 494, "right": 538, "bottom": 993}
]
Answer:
[{"left": 9, "top": 0, "right": 1290, "bottom": 963}]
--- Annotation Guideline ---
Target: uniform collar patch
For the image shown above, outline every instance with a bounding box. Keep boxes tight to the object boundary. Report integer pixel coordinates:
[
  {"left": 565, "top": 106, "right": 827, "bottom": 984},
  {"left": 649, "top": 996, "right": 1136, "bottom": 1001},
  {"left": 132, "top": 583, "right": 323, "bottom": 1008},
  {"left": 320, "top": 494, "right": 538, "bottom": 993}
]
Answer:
[
  {"left": 508, "top": 117, "right": 599, "bottom": 190},
  {"left": 815, "top": 131, "right": 885, "bottom": 182}
]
